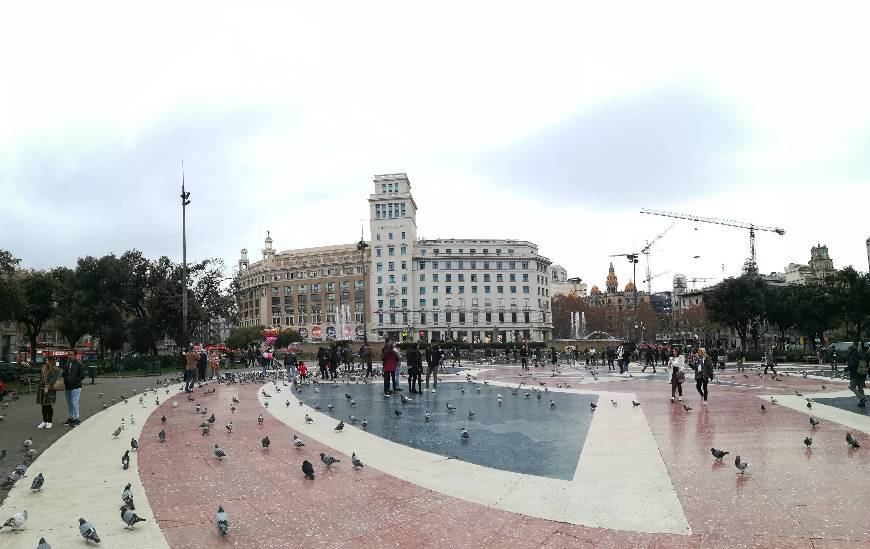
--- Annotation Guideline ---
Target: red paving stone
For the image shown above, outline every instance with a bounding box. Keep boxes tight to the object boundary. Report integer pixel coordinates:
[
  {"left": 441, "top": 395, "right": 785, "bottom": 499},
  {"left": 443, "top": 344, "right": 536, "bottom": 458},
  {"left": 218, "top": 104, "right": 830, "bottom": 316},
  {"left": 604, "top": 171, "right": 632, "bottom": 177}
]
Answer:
[{"left": 135, "top": 369, "right": 870, "bottom": 548}]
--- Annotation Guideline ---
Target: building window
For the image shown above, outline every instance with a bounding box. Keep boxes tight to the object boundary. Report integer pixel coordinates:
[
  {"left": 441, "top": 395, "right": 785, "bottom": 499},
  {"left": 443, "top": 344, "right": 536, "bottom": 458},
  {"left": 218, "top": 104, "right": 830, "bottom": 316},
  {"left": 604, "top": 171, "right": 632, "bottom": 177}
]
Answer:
[
  {"left": 433, "top": 261, "right": 439, "bottom": 270},
  {"left": 401, "top": 231, "right": 406, "bottom": 240},
  {"left": 432, "top": 298, "right": 439, "bottom": 306},
  {"left": 524, "top": 311, "right": 530, "bottom": 323},
  {"left": 376, "top": 263, "right": 383, "bottom": 272},
  {"left": 401, "top": 287, "right": 408, "bottom": 295},
  {"left": 445, "top": 312, "right": 452, "bottom": 323},
  {"left": 376, "top": 248, "right": 382, "bottom": 257},
  {"left": 510, "top": 286, "right": 517, "bottom": 294},
  {"left": 388, "top": 275, "right": 395, "bottom": 284},
  {"left": 472, "top": 312, "right": 479, "bottom": 323},
  {"left": 446, "top": 286, "right": 452, "bottom": 294},
  {"left": 485, "top": 286, "right": 491, "bottom": 294},
  {"left": 485, "top": 312, "right": 492, "bottom": 322},
  {"left": 511, "top": 312, "right": 517, "bottom": 323},
  {"left": 420, "top": 274, "right": 426, "bottom": 282},
  {"left": 388, "top": 232, "right": 393, "bottom": 240},
  {"left": 388, "top": 262, "right": 395, "bottom": 271},
  {"left": 445, "top": 261, "right": 452, "bottom": 269},
  {"left": 378, "top": 314, "right": 384, "bottom": 325},
  {"left": 484, "top": 274, "right": 491, "bottom": 282},
  {"left": 433, "top": 286, "right": 439, "bottom": 293},
  {"left": 523, "top": 286, "right": 530, "bottom": 294},
  {"left": 420, "top": 313, "right": 426, "bottom": 325},
  {"left": 420, "top": 287, "right": 426, "bottom": 295},
  {"left": 497, "top": 286, "right": 504, "bottom": 293},
  {"left": 401, "top": 261, "right": 407, "bottom": 270},
  {"left": 509, "top": 261, "right": 516, "bottom": 269},
  {"left": 420, "top": 299, "right": 426, "bottom": 308},
  {"left": 522, "top": 274, "right": 529, "bottom": 282},
  {"left": 472, "top": 286, "right": 478, "bottom": 293},
  {"left": 496, "top": 274, "right": 503, "bottom": 282},
  {"left": 445, "top": 274, "right": 452, "bottom": 282},
  {"left": 459, "top": 312, "right": 466, "bottom": 323},
  {"left": 433, "top": 274, "right": 439, "bottom": 282},
  {"left": 458, "top": 286, "right": 465, "bottom": 294},
  {"left": 470, "top": 260, "right": 477, "bottom": 269},
  {"left": 496, "top": 261, "right": 503, "bottom": 270},
  {"left": 498, "top": 312, "right": 505, "bottom": 323}
]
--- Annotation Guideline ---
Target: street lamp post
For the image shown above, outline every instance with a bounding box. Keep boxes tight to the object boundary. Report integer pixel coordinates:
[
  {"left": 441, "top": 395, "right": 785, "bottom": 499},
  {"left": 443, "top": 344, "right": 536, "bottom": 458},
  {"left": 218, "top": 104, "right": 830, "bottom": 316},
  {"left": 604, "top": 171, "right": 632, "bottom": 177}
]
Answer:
[
  {"left": 356, "top": 237, "right": 369, "bottom": 342},
  {"left": 180, "top": 163, "right": 191, "bottom": 350}
]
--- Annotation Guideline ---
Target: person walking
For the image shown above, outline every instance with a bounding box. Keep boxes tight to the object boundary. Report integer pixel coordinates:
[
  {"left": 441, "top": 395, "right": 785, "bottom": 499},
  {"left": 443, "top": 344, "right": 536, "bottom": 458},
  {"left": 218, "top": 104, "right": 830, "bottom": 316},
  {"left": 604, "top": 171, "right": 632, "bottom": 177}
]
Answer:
[
  {"left": 316, "top": 347, "right": 329, "bottom": 380},
  {"left": 451, "top": 346, "right": 461, "bottom": 367},
  {"left": 847, "top": 344, "right": 867, "bottom": 408},
  {"left": 406, "top": 343, "right": 423, "bottom": 393},
  {"left": 62, "top": 356, "right": 86, "bottom": 427},
  {"left": 37, "top": 357, "right": 62, "bottom": 429},
  {"left": 425, "top": 342, "right": 441, "bottom": 391},
  {"left": 184, "top": 347, "right": 197, "bottom": 393},
  {"left": 115, "top": 352, "right": 123, "bottom": 378},
  {"left": 693, "top": 348, "right": 713, "bottom": 405},
  {"left": 669, "top": 348, "right": 685, "bottom": 402},
  {"left": 328, "top": 344, "right": 339, "bottom": 381},
  {"left": 284, "top": 352, "right": 298, "bottom": 382},
  {"left": 736, "top": 347, "right": 746, "bottom": 372},
  {"left": 548, "top": 346, "right": 558, "bottom": 368},
  {"left": 763, "top": 346, "right": 777, "bottom": 375},
  {"left": 210, "top": 353, "right": 220, "bottom": 380},
  {"left": 641, "top": 346, "right": 657, "bottom": 373},
  {"left": 381, "top": 340, "right": 399, "bottom": 395}
]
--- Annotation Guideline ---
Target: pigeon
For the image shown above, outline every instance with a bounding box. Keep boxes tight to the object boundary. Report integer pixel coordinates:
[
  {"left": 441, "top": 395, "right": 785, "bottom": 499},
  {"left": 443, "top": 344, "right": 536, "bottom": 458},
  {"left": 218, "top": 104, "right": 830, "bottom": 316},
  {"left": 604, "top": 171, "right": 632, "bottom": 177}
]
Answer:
[
  {"left": 804, "top": 437, "right": 813, "bottom": 448},
  {"left": 207, "top": 413, "right": 215, "bottom": 424},
  {"left": 394, "top": 410, "right": 402, "bottom": 417},
  {"left": 216, "top": 506, "right": 229, "bottom": 536},
  {"left": 120, "top": 506, "right": 146, "bottom": 529},
  {"left": 214, "top": 444, "right": 227, "bottom": 460},
  {"left": 230, "top": 406, "right": 236, "bottom": 414},
  {"left": 497, "top": 397, "right": 503, "bottom": 406},
  {"left": 232, "top": 396, "right": 239, "bottom": 404},
  {"left": 201, "top": 424, "right": 211, "bottom": 436},
  {"left": 302, "top": 460, "right": 315, "bottom": 480},
  {"left": 160, "top": 415, "right": 166, "bottom": 424},
  {"left": 130, "top": 438, "right": 139, "bottom": 451},
  {"left": 795, "top": 390, "right": 803, "bottom": 397},
  {"left": 361, "top": 419, "right": 368, "bottom": 429},
  {"left": 225, "top": 422, "right": 233, "bottom": 433},
  {"left": 352, "top": 452, "right": 363, "bottom": 469},
  {"left": 112, "top": 426, "right": 122, "bottom": 438},
  {"left": 822, "top": 385, "right": 827, "bottom": 390},
  {"left": 468, "top": 409, "right": 475, "bottom": 418},
  {"left": 525, "top": 392, "right": 531, "bottom": 398},
  {"left": 761, "top": 404, "right": 766, "bottom": 412},
  {"left": 550, "top": 400, "right": 556, "bottom": 408},
  {"left": 293, "top": 435, "right": 305, "bottom": 448},
  {"left": 1, "top": 470, "right": 21, "bottom": 489},
  {"left": 305, "top": 414, "right": 313, "bottom": 424},
  {"left": 2, "top": 510, "right": 27, "bottom": 530},
  {"left": 14, "top": 462, "right": 27, "bottom": 477},
  {"left": 257, "top": 414, "right": 264, "bottom": 425},
  {"left": 320, "top": 452, "right": 340, "bottom": 466},
  {"left": 261, "top": 436, "right": 270, "bottom": 449},
  {"left": 846, "top": 433, "right": 860, "bottom": 448},
  {"left": 424, "top": 412, "right": 431, "bottom": 422},
  {"left": 158, "top": 429, "right": 166, "bottom": 442},
  {"left": 770, "top": 397, "right": 778, "bottom": 404},
  {"left": 350, "top": 400, "right": 356, "bottom": 407},
  {"left": 734, "top": 455, "right": 748, "bottom": 474},
  {"left": 446, "top": 403, "right": 456, "bottom": 412},
  {"left": 806, "top": 401, "right": 812, "bottom": 409},
  {"left": 345, "top": 393, "right": 353, "bottom": 400},
  {"left": 121, "top": 450, "right": 130, "bottom": 470},
  {"left": 335, "top": 420, "right": 345, "bottom": 432},
  {"left": 460, "top": 428, "right": 470, "bottom": 440},
  {"left": 711, "top": 448, "right": 729, "bottom": 461},
  {"left": 30, "top": 473, "right": 44, "bottom": 491},
  {"left": 78, "top": 518, "right": 100, "bottom": 543},
  {"left": 611, "top": 400, "right": 619, "bottom": 407},
  {"left": 37, "top": 537, "right": 50, "bottom": 549},
  {"left": 589, "top": 402, "right": 597, "bottom": 410},
  {"left": 683, "top": 404, "right": 692, "bottom": 412},
  {"left": 122, "top": 483, "right": 134, "bottom": 510},
  {"left": 632, "top": 401, "right": 641, "bottom": 407},
  {"left": 400, "top": 394, "right": 411, "bottom": 404},
  {"left": 810, "top": 417, "right": 820, "bottom": 428},
  {"left": 327, "top": 402, "right": 335, "bottom": 411}
]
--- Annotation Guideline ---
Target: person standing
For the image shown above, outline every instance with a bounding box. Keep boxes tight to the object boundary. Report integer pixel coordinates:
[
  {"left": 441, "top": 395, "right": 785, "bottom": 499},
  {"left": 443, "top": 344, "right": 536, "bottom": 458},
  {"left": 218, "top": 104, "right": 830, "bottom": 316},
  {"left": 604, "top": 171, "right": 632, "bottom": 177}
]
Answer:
[
  {"left": 763, "top": 346, "right": 777, "bottom": 375},
  {"left": 847, "top": 344, "right": 867, "bottom": 408},
  {"left": 693, "top": 348, "right": 713, "bottom": 405},
  {"left": 381, "top": 340, "right": 399, "bottom": 395},
  {"left": 425, "top": 342, "right": 441, "bottom": 391},
  {"left": 184, "top": 347, "right": 197, "bottom": 393},
  {"left": 316, "top": 347, "right": 329, "bottom": 380},
  {"left": 548, "top": 346, "right": 558, "bottom": 368},
  {"left": 284, "top": 352, "right": 297, "bottom": 381},
  {"left": 406, "top": 343, "right": 423, "bottom": 393},
  {"left": 451, "top": 346, "right": 461, "bottom": 367},
  {"left": 617, "top": 346, "right": 624, "bottom": 374},
  {"left": 62, "top": 356, "right": 86, "bottom": 427},
  {"left": 210, "top": 353, "right": 220, "bottom": 380},
  {"left": 328, "top": 344, "right": 339, "bottom": 380},
  {"left": 669, "top": 348, "right": 685, "bottom": 402},
  {"left": 37, "top": 357, "right": 62, "bottom": 429},
  {"left": 520, "top": 345, "right": 529, "bottom": 370},
  {"left": 735, "top": 347, "right": 746, "bottom": 372},
  {"left": 362, "top": 343, "right": 373, "bottom": 378},
  {"left": 197, "top": 350, "right": 208, "bottom": 381}
]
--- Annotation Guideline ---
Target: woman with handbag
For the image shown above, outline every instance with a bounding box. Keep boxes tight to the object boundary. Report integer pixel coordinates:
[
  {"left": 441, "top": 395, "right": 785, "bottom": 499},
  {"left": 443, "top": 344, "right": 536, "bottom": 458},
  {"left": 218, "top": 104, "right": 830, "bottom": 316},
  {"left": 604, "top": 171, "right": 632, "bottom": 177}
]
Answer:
[
  {"left": 669, "top": 348, "right": 685, "bottom": 402},
  {"left": 37, "top": 357, "right": 63, "bottom": 429}
]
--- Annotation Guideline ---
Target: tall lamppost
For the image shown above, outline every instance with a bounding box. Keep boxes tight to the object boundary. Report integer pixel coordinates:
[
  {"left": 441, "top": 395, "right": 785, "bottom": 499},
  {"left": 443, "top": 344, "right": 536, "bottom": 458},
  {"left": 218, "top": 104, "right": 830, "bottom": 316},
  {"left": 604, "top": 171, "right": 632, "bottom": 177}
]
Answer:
[
  {"left": 180, "top": 163, "right": 191, "bottom": 350},
  {"left": 356, "top": 237, "right": 369, "bottom": 342}
]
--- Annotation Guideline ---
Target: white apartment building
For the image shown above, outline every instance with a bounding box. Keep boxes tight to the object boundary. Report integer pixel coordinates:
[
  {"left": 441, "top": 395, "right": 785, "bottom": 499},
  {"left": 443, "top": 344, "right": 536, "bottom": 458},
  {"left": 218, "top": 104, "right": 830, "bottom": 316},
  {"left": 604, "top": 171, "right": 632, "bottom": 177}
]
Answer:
[
  {"left": 368, "top": 173, "right": 553, "bottom": 343},
  {"left": 550, "top": 264, "right": 587, "bottom": 297}
]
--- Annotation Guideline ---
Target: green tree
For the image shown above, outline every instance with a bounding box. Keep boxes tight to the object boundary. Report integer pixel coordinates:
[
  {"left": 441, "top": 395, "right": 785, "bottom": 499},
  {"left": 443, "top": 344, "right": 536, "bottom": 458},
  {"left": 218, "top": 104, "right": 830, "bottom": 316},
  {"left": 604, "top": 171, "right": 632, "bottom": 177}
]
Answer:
[
  {"left": 765, "top": 285, "right": 797, "bottom": 349},
  {"left": 791, "top": 282, "right": 838, "bottom": 348},
  {"left": 0, "top": 250, "right": 23, "bottom": 323},
  {"left": 225, "top": 325, "right": 265, "bottom": 349},
  {"left": 704, "top": 275, "right": 767, "bottom": 350},
  {"left": 276, "top": 328, "right": 303, "bottom": 347},
  {"left": 831, "top": 267, "right": 870, "bottom": 344},
  {"left": 14, "top": 271, "right": 58, "bottom": 364},
  {"left": 52, "top": 266, "right": 92, "bottom": 348}
]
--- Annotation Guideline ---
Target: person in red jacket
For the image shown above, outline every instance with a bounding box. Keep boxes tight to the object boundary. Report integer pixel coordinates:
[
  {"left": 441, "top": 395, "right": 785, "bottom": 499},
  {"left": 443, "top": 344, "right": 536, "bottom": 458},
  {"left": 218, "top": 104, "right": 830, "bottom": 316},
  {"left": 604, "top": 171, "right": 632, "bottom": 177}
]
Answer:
[
  {"left": 297, "top": 361, "right": 308, "bottom": 380},
  {"left": 381, "top": 340, "right": 400, "bottom": 395}
]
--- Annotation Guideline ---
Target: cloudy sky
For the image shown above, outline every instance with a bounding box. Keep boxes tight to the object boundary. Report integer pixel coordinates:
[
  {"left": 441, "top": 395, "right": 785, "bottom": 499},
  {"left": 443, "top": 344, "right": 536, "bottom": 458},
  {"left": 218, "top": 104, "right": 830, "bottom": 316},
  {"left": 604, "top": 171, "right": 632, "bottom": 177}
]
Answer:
[{"left": 2, "top": 2, "right": 869, "bottom": 292}]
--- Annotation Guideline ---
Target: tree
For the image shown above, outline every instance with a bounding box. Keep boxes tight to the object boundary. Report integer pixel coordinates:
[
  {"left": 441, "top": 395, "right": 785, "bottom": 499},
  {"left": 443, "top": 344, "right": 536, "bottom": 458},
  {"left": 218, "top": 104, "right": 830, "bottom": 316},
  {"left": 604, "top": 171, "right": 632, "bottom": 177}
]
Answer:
[
  {"left": 765, "top": 285, "right": 797, "bottom": 349},
  {"left": 551, "top": 294, "right": 583, "bottom": 338},
  {"left": 276, "top": 328, "right": 303, "bottom": 347},
  {"left": 13, "top": 271, "right": 58, "bottom": 364},
  {"left": 225, "top": 325, "right": 265, "bottom": 349},
  {"left": 704, "top": 275, "right": 767, "bottom": 350},
  {"left": 0, "top": 250, "right": 23, "bottom": 324},
  {"left": 52, "top": 266, "right": 91, "bottom": 348},
  {"left": 831, "top": 267, "right": 870, "bottom": 344},
  {"left": 791, "top": 282, "right": 838, "bottom": 348}
]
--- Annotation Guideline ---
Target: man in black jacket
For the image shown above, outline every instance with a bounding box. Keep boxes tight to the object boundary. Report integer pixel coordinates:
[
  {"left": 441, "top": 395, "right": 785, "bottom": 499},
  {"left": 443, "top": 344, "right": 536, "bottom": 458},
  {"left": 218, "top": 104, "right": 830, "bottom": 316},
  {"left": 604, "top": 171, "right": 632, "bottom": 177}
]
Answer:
[
  {"left": 62, "top": 356, "right": 87, "bottom": 427},
  {"left": 406, "top": 343, "right": 423, "bottom": 393}
]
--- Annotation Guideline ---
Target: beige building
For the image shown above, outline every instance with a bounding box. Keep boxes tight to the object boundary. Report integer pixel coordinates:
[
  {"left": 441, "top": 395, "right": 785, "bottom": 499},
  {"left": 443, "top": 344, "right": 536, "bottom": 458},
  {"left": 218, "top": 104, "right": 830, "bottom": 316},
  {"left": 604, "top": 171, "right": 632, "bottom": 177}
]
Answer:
[
  {"left": 550, "top": 264, "right": 587, "bottom": 297},
  {"left": 235, "top": 235, "right": 370, "bottom": 342},
  {"left": 783, "top": 244, "right": 836, "bottom": 284}
]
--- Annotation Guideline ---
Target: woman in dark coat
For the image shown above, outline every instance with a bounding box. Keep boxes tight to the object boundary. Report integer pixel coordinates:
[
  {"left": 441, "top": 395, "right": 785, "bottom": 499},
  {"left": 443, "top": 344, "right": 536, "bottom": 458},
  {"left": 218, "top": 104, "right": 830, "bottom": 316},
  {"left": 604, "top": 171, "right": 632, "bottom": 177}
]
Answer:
[{"left": 37, "top": 357, "right": 62, "bottom": 429}]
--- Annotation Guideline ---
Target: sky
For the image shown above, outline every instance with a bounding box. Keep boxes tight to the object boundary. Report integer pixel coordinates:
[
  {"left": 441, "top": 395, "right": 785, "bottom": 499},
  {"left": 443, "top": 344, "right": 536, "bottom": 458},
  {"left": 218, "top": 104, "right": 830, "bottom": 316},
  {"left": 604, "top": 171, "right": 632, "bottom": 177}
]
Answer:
[{"left": 2, "top": 2, "right": 869, "bottom": 293}]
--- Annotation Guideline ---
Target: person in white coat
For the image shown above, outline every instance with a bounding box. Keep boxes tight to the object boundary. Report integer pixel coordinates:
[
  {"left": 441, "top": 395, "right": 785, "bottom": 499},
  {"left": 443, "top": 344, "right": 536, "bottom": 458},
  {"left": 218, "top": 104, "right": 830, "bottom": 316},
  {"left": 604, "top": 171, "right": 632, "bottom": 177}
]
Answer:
[{"left": 669, "top": 348, "right": 686, "bottom": 402}]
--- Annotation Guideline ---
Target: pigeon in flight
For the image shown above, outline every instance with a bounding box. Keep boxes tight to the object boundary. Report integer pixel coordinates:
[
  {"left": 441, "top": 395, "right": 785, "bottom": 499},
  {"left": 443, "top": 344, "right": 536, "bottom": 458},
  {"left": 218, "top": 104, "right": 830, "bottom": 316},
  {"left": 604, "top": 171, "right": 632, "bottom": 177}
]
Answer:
[
  {"left": 214, "top": 444, "right": 227, "bottom": 460},
  {"left": 335, "top": 420, "right": 345, "bottom": 432},
  {"left": 846, "top": 433, "right": 861, "bottom": 448},
  {"left": 112, "top": 426, "right": 122, "bottom": 438},
  {"left": 293, "top": 435, "right": 305, "bottom": 448},
  {"left": 257, "top": 414, "right": 264, "bottom": 425},
  {"left": 37, "top": 537, "right": 51, "bottom": 549},
  {"left": 804, "top": 437, "right": 813, "bottom": 448},
  {"left": 30, "top": 473, "right": 44, "bottom": 491},
  {"left": 320, "top": 452, "right": 340, "bottom": 466},
  {"left": 810, "top": 417, "right": 820, "bottom": 428},
  {"left": 632, "top": 401, "right": 641, "bottom": 407},
  {"left": 130, "top": 438, "right": 138, "bottom": 451},
  {"left": 158, "top": 429, "right": 166, "bottom": 442},
  {"left": 78, "top": 518, "right": 100, "bottom": 543},
  {"left": 216, "top": 506, "right": 229, "bottom": 536},
  {"left": 305, "top": 414, "right": 313, "bottom": 423},
  {"left": 121, "top": 450, "right": 130, "bottom": 470},
  {"left": 120, "top": 506, "right": 146, "bottom": 529},
  {"left": 352, "top": 452, "right": 364, "bottom": 469},
  {"left": 2, "top": 510, "right": 27, "bottom": 530},
  {"left": 734, "top": 455, "right": 748, "bottom": 474},
  {"left": 302, "top": 460, "right": 315, "bottom": 480},
  {"left": 261, "top": 436, "right": 270, "bottom": 449},
  {"left": 122, "top": 483, "right": 134, "bottom": 510},
  {"left": 711, "top": 448, "right": 729, "bottom": 461}
]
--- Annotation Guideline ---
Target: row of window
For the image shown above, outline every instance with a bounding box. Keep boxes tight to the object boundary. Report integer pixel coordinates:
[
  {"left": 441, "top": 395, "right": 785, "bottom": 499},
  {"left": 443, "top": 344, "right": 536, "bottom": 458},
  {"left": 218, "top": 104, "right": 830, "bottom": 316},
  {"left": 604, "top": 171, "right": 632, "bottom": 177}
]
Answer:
[
  {"left": 417, "top": 260, "right": 530, "bottom": 270},
  {"left": 417, "top": 273, "right": 529, "bottom": 283},
  {"left": 374, "top": 202, "right": 407, "bottom": 219},
  {"left": 374, "top": 245, "right": 407, "bottom": 257},
  {"left": 377, "top": 311, "right": 548, "bottom": 325},
  {"left": 374, "top": 231, "right": 406, "bottom": 241},
  {"left": 270, "top": 312, "right": 366, "bottom": 326},
  {"left": 417, "top": 285, "right": 531, "bottom": 295},
  {"left": 419, "top": 247, "right": 516, "bottom": 256},
  {"left": 268, "top": 280, "right": 364, "bottom": 296},
  {"left": 240, "top": 266, "right": 363, "bottom": 288}
]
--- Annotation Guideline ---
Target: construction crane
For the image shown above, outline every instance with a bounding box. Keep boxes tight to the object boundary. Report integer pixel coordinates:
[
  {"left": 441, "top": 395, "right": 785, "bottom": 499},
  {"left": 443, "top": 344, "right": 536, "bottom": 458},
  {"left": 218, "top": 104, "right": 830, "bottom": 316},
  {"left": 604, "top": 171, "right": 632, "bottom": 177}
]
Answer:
[
  {"left": 640, "top": 209, "right": 785, "bottom": 273},
  {"left": 689, "top": 277, "right": 714, "bottom": 290},
  {"left": 640, "top": 222, "right": 675, "bottom": 294},
  {"left": 643, "top": 269, "right": 672, "bottom": 290}
]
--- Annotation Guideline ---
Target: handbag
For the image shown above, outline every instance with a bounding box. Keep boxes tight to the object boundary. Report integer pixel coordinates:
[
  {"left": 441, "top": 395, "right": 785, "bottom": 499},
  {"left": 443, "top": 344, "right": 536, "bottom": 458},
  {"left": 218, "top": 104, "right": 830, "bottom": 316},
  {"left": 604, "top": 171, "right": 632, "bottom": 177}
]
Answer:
[
  {"left": 858, "top": 362, "right": 869, "bottom": 377},
  {"left": 51, "top": 375, "right": 66, "bottom": 392},
  {"left": 676, "top": 370, "right": 686, "bottom": 383}
]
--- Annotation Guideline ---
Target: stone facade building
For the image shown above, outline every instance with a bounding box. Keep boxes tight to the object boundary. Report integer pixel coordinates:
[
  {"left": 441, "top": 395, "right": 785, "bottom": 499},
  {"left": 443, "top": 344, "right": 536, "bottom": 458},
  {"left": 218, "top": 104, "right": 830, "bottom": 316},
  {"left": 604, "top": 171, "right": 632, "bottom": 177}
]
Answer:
[{"left": 550, "top": 264, "right": 587, "bottom": 297}]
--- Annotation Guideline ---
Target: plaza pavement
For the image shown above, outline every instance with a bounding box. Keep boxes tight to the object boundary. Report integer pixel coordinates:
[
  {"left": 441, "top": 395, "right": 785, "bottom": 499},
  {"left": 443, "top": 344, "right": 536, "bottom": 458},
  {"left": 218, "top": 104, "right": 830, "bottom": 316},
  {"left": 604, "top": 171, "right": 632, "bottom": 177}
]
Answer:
[{"left": 1, "top": 362, "right": 869, "bottom": 548}]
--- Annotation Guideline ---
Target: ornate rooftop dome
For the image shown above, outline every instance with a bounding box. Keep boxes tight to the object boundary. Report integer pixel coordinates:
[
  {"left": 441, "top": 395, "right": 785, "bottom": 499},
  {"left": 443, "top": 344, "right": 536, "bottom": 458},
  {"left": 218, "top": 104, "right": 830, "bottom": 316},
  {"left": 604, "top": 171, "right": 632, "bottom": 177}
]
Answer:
[
  {"left": 625, "top": 280, "right": 636, "bottom": 292},
  {"left": 590, "top": 285, "right": 601, "bottom": 295},
  {"left": 605, "top": 262, "right": 618, "bottom": 293}
]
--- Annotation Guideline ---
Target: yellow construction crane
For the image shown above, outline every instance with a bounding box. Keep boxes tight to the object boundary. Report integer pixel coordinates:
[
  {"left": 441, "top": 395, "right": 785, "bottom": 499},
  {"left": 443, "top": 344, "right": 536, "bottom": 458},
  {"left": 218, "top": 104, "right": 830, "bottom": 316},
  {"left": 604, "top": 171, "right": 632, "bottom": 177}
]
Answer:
[{"left": 640, "top": 209, "right": 785, "bottom": 273}]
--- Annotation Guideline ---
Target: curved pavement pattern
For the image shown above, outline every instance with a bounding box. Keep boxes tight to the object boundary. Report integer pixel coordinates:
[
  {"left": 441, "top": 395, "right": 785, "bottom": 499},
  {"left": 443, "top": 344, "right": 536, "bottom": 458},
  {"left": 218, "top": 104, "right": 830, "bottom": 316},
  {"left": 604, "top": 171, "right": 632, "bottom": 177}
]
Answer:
[{"left": 0, "top": 384, "right": 174, "bottom": 548}]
